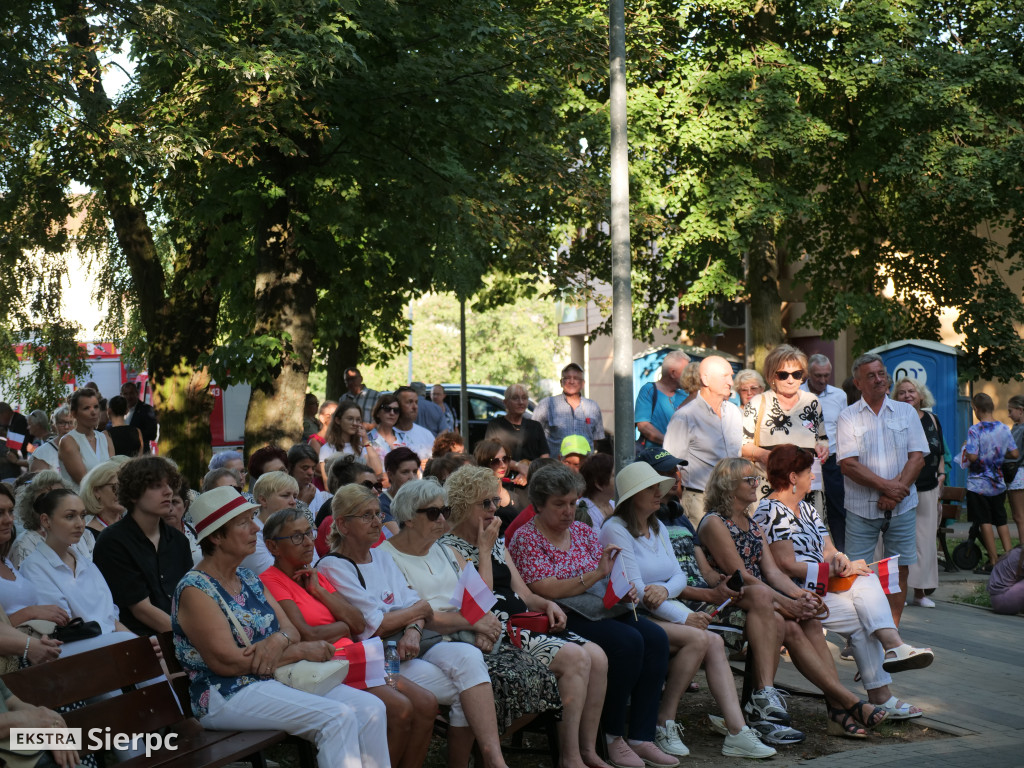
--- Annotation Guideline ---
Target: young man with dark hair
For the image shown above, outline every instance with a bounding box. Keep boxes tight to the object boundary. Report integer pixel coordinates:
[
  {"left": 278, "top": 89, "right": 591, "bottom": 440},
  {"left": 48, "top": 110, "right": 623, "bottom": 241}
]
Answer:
[{"left": 93, "top": 456, "right": 193, "bottom": 635}]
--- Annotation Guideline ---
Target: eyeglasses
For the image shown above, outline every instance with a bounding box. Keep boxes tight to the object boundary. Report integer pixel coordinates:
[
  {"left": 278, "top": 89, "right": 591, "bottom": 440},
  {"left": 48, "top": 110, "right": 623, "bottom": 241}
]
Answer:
[
  {"left": 488, "top": 456, "right": 508, "bottom": 468},
  {"left": 480, "top": 497, "right": 503, "bottom": 510},
  {"left": 352, "top": 510, "right": 383, "bottom": 523},
  {"left": 380, "top": 406, "right": 400, "bottom": 414},
  {"left": 56, "top": 420, "right": 75, "bottom": 427},
  {"left": 880, "top": 510, "right": 892, "bottom": 534},
  {"left": 775, "top": 370, "right": 805, "bottom": 381},
  {"left": 360, "top": 480, "right": 385, "bottom": 493},
  {"left": 270, "top": 529, "right": 315, "bottom": 546},
  {"left": 741, "top": 476, "right": 760, "bottom": 487},
  {"left": 416, "top": 506, "right": 450, "bottom": 521}
]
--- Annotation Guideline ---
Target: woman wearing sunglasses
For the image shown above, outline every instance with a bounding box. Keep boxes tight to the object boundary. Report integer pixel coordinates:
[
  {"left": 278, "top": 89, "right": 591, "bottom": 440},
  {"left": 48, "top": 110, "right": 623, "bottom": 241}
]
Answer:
[
  {"left": 368, "top": 394, "right": 404, "bottom": 461},
  {"left": 441, "top": 465, "right": 612, "bottom": 768},
  {"left": 741, "top": 345, "right": 830, "bottom": 500},
  {"left": 260, "top": 507, "right": 437, "bottom": 768},
  {"left": 381, "top": 479, "right": 561, "bottom": 767},
  {"left": 473, "top": 438, "right": 526, "bottom": 532},
  {"left": 319, "top": 484, "right": 513, "bottom": 768}
]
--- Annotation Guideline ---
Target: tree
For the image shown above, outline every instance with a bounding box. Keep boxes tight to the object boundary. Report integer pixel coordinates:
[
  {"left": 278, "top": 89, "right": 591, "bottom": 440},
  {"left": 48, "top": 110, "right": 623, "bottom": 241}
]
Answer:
[{"left": 555, "top": 0, "right": 1024, "bottom": 379}]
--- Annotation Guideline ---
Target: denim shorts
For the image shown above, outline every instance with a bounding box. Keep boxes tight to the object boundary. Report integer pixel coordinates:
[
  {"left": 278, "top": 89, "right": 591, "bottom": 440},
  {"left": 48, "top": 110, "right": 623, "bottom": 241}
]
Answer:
[{"left": 845, "top": 508, "right": 918, "bottom": 566}]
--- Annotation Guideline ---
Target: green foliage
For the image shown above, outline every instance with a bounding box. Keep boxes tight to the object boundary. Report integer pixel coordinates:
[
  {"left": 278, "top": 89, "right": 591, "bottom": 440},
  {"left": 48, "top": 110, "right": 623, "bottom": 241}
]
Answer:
[{"left": 357, "top": 287, "right": 568, "bottom": 396}]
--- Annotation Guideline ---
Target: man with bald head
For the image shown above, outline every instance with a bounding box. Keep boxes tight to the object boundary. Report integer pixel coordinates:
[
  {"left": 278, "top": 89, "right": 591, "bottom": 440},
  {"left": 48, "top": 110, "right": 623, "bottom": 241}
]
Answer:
[{"left": 663, "top": 355, "right": 743, "bottom": 527}]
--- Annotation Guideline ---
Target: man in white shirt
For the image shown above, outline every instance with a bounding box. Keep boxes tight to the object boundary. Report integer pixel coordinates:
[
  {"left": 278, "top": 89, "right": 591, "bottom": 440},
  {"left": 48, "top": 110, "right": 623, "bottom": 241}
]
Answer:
[
  {"left": 663, "top": 356, "right": 743, "bottom": 528},
  {"left": 393, "top": 386, "right": 436, "bottom": 464},
  {"left": 837, "top": 353, "right": 927, "bottom": 625},
  {"left": 802, "top": 353, "right": 852, "bottom": 550}
]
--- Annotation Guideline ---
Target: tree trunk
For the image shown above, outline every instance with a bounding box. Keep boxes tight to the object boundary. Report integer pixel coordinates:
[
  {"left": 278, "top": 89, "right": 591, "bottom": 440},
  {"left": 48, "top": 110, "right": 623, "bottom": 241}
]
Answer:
[
  {"left": 324, "top": 329, "right": 362, "bottom": 402},
  {"left": 748, "top": 222, "right": 783, "bottom": 371},
  {"left": 244, "top": 192, "right": 317, "bottom": 453}
]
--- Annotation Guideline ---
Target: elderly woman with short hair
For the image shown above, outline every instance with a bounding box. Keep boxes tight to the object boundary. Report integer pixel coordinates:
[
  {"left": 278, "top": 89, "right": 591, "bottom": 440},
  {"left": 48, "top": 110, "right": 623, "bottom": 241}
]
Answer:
[
  {"left": 260, "top": 507, "right": 436, "bottom": 768},
  {"left": 381, "top": 479, "right": 560, "bottom": 768},
  {"left": 733, "top": 369, "right": 766, "bottom": 408},
  {"left": 80, "top": 460, "right": 125, "bottom": 552},
  {"left": 508, "top": 464, "right": 679, "bottom": 768},
  {"left": 173, "top": 487, "right": 388, "bottom": 768},
  {"left": 27, "top": 405, "right": 74, "bottom": 473},
  {"left": 891, "top": 377, "right": 946, "bottom": 607},
  {"left": 319, "top": 484, "right": 512, "bottom": 768},
  {"left": 741, "top": 345, "right": 829, "bottom": 499},
  {"left": 441, "top": 465, "right": 612, "bottom": 768},
  {"left": 239, "top": 470, "right": 300, "bottom": 576}
]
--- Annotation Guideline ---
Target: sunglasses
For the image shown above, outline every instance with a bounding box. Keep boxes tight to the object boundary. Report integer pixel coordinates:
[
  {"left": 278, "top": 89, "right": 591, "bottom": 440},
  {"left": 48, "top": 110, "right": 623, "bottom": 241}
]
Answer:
[
  {"left": 380, "top": 405, "right": 400, "bottom": 414},
  {"left": 775, "top": 370, "right": 805, "bottom": 381},
  {"left": 270, "top": 529, "right": 315, "bottom": 546},
  {"left": 880, "top": 510, "right": 892, "bottom": 534},
  {"left": 416, "top": 505, "right": 450, "bottom": 521},
  {"left": 360, "top": 480, "right": 385, "bottom": 493},
  {"left": 480, "top": 497, "right": 503, "bottom": 510},
  {"left": 488, "top": 456, "right": 508, "bottom": 468}
]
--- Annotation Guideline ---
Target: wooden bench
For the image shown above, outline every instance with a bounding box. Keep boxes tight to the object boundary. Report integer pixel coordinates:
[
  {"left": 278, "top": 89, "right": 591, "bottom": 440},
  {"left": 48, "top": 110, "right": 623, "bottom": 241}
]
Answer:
[
  {"left": 2, "top": 633, "right": 314, "bottom": 768},
  {"left": 938, "top": 486, "right": 966, "bottom": 572}
]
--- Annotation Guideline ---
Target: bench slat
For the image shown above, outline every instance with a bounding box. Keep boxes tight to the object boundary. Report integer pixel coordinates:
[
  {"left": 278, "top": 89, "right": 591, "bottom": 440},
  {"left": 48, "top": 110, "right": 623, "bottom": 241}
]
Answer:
[{"left": 117, "top": 729, "right": 289, "bottom": 768}]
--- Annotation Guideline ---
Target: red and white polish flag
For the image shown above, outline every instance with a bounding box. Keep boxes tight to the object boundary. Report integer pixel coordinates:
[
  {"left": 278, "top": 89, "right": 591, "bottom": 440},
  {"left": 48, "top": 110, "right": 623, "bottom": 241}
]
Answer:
[
  {"left": 603, "top": 561, "right": 632, "bottom": 609},
  {"left": 449, "top": 562, "right": 497, "bottom": 624},
  {"left": 335, "top": 636, "right": 385, "bottom": 690},
  {"left": 875, "top": 556, "right": 900, "bottom": 594},
  {"left": 5, "top": 432, "right": 25, "bottom": 450},
  {"left": 804, "top": 562, "right": 830, "bottom": 596}
]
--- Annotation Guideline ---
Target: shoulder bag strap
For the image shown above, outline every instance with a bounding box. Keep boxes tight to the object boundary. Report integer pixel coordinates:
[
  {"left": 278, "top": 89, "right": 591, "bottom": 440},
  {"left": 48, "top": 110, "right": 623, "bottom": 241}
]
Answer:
[
  {"left": 318, "top": 552, "right": 366, "bottom": 589},
  {"left": 753, "top": 394, "right": 766, "bottom": 448},
  {"left": 437, "top": 543, "right": 464, "bottom": 576},
  {"left": 194, "top": 572, "right": 252, "bottom": 647}
]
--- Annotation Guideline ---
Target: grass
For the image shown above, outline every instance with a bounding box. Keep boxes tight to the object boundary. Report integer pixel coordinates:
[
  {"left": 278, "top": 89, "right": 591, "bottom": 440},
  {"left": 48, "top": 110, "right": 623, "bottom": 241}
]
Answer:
[{"left": 950, "top": 581, "right": 993, "bottom": 608}]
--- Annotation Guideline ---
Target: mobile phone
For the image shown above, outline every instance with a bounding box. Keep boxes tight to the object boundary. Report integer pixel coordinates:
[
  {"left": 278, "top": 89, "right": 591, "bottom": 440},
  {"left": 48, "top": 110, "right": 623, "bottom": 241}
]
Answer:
[{"left": 725, "top": 569, "right": 743, "bottom": 592}]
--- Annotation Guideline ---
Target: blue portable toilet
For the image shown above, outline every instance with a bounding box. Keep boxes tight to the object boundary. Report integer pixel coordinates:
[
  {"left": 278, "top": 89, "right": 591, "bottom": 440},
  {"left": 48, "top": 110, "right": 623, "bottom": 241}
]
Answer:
[
  {"left": 632, "top": 346, "right": 743, "bottom": 441},
  {"left": 867, "top": 340, "right": 970, "bottom": 488}
]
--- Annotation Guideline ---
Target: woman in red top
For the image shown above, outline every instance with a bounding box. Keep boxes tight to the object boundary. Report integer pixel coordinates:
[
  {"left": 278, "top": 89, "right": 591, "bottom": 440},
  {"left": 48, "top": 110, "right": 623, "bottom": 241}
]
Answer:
[{"left": 259, "top": 509, "right": 435, "bottom": 768}]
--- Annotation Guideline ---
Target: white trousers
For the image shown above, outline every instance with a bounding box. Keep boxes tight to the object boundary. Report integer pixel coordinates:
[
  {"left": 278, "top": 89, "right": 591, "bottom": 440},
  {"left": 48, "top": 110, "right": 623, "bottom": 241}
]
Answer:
[
  {"left": 202, "top": 680, "right": 389, "bottom": 768},
  {"left": 412, "top": 641, "right": 491, "bottom": 727},
  {"left": 822, "top": 575, "right": 896, "bottom": 691},
  {"left": 908, "top": 485, "right": 940, "bottom": 590}
]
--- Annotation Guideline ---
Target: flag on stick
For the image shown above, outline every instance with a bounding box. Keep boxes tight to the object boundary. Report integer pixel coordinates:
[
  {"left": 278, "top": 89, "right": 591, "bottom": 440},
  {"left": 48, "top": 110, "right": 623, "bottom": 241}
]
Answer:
[
  {"left": 335, "top": 636, "right": 385, "bottom": 690},
  {"left": 4, "top": 432, "right": 25, "bottom": 451},
  {"left": 603, "top": 560, "right": 632, "bottom": 609},
  {"left": 449, "top": 562, "right": 497, "bottom": 624},
  {"left": 875, "top": 555, "right": 900, "bottom": 594},
  {"left": 804, "top": 562, "right": 830, "bottom": 596}
]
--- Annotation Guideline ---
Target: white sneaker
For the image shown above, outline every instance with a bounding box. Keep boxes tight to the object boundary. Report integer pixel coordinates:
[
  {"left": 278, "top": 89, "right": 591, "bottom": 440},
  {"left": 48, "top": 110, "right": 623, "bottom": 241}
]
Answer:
[
  {"left": 722, "top": 726, "right": 777, "bottom": 759},
  {"left": 910, "top": 596, "right": 936, "bottom": 608},
  {"left": 655, "top": 721, "right": 690, "bottom": 757}
]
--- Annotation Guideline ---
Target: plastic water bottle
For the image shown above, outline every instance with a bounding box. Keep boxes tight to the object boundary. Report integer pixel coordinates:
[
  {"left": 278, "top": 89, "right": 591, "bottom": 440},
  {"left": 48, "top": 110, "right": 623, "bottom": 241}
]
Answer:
[{"left": 384, "top": 641, "right": 400, "bottom": 688}]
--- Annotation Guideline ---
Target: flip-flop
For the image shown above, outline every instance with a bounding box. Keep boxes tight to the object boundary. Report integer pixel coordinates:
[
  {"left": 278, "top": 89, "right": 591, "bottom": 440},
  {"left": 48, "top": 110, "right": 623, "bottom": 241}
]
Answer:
[{"left": 882, "top": 643, "right": 934, "bottom": 673}]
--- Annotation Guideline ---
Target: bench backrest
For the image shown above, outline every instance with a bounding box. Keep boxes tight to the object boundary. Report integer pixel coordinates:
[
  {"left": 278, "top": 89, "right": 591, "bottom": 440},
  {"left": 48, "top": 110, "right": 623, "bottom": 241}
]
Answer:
[{"left": 1, "top": 635, "right": 185, "bottom": 752}]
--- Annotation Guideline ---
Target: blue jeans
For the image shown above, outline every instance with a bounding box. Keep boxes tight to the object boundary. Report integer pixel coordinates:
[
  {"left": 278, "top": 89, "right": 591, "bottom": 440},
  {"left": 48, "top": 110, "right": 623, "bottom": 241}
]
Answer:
[{"left": 565, "top": 612, "right": 668, "bottom": 741}]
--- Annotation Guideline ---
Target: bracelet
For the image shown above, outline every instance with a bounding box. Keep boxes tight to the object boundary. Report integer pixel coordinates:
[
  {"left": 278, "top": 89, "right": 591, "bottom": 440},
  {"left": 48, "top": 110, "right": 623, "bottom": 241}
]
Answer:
[
  {"left": 277, "top": 630, "right": 294, "bottom": 646},
  {"left": 21, "top": 635, "right": 31, "bottom": 663},
  {"left": 406, "top": 624, "right": 423, "bottom": 635},
  {"left": 579, "top": 573, "right": 588, "bottom": 587}
]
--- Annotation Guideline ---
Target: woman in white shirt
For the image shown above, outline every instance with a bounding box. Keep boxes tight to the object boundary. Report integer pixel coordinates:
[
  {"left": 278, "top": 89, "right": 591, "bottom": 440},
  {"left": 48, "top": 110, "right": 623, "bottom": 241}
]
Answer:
[
  {"left": 600, "top": 462, "right": 777, "bottom": 757},
  {"left": 319, "top": 402, "right": 383, "bottom": 484},
  {"left": 19, "top": 488, "right": 136, "bottom": 653}
]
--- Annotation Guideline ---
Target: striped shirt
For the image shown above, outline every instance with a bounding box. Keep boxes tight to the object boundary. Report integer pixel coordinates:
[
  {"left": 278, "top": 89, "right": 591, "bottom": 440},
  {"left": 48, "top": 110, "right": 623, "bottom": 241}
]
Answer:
[{"left": 836, "top": 397, "right": 928, "bottom": 519}]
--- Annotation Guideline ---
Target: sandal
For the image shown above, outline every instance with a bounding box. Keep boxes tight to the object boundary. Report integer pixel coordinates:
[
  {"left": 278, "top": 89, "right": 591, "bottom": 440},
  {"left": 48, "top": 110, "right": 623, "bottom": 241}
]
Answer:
[
  {"left": 850, "top": 700, "right": 888, "bottom": 729},
  {"left": 825, "top": 703, "right": 867, "bottom": 739},
  {"left": 882, "top": 643, "right": 934, "bottom": 673},
  {"left": 876, "top": 695, "right": 923, "bottom": 720}
]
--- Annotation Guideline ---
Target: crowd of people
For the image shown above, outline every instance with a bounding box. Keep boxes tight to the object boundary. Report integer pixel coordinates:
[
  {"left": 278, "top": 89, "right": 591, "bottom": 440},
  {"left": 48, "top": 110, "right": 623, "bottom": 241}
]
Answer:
[{"left": 0, "top": 352, "right": 1019, "bottom": 768}]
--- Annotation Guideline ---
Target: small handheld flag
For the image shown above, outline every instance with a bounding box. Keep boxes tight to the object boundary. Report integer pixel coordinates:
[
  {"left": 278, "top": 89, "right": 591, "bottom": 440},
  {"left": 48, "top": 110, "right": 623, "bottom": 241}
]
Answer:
[
  {"left": 4, "top": 432, "right": 25, "bottom": 451},
  {"left": 449, "top": 562, "right": 497, "bottom": 624},
  {"left": 875, "top": 555, "right": 900, "bottom": 594},
  {"left": 804, "top": 562, "right": 830, "bottom": 597},
  {"left": 603, "top": 560, "right": 632, "bottom": 610}
]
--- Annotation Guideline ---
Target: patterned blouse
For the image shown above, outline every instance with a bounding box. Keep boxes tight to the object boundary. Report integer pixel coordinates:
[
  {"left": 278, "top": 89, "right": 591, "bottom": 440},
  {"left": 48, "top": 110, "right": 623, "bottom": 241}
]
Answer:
[
  {"left": 172, "top": 568, "right": 279, "bottom": 717},
  {"left": 752, "top": 498, "right": 828, "bottom": 586},
  {"left": 698, "top": 512, "right": 765, "bottom": 581},
  {"left": 743, "top": 390, "right": 828, "bottom": 497},
  {"left": 509, "top": 520, "right": 601, "bottom": 585}
]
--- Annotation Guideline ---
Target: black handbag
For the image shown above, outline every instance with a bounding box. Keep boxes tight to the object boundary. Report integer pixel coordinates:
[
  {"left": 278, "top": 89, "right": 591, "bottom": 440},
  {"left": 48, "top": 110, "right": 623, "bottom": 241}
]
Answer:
[{"left": 52, "top": 618, "right": 102, "bottom": 643}]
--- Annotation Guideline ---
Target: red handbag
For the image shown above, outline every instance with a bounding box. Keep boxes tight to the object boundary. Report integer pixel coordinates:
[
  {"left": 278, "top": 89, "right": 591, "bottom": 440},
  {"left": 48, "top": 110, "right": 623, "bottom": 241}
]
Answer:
[{"left": 506, "top": 611, "right": 550, "bottom": 648}]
